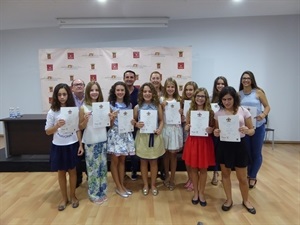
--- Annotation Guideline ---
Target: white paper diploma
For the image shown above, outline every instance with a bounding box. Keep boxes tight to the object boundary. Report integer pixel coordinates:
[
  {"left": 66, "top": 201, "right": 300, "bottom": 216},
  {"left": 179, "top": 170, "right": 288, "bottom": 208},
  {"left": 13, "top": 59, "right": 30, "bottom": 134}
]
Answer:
[
  {"left": 183, "top": 100, "right": 191, "bottom": 118},
  {"left": 211, "top": 103, "right": 220, "bottom": 113},
  {"left": 140, "top": 110, "right": 157, "bottom": 134},
  {"left": 165, "top": 101, "right": 181, "bottom": 125},
  {"left": 218, "top": 115, "right": 240, "bottom": 142},
  {"left": 59, "top": 107, "right": 79, "bottom": 135},
  {"left": 190, "top": 111, "right": 209, "bottom": 136},
  {"left": 243, "top": 106, "right": 257, "bottom": 129},
  {"left": 92, "top": 102, "right": 110, "bottom": 128},
  {"left": 118, "top": 109, "right": 134, "bottom": 134}
]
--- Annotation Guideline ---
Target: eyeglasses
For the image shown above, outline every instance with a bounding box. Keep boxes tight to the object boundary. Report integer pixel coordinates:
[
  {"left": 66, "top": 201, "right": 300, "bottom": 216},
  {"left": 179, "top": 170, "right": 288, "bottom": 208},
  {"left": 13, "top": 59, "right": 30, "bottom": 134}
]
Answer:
[
  {"left": 195, "top": 95, "right": 206, "bottom": 99},
  {"left": 242, "top": 77, "right": 251, "bottom": 80}
]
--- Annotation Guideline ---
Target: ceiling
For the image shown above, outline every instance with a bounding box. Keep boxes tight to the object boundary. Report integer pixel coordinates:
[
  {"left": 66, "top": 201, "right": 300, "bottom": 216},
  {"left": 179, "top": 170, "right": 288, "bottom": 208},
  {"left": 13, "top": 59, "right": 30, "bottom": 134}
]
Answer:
[{"left": 0, "top": 0, "right": 299, "bottom": 30}]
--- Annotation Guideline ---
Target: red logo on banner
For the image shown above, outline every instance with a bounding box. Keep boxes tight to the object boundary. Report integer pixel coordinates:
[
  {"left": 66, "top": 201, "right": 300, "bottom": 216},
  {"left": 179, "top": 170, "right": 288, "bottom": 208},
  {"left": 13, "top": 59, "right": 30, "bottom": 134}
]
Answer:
[
  {"left": 90, "top": 75, "right": 97, "bottom": 81},
  {"left": 111, "top": 63, "right": 118, "bottom": 70},
  {"left": 178, "top": 62, "right": 184, "bottom": 69},
  {"left": 67, "top": 53, "right": 74, "bottom": 59},
  {"left": 47, "top": 64, "right": 53, "bottom": 71},
  {"left": 133, "top": 52, "right": 140, "bottom": 58}
]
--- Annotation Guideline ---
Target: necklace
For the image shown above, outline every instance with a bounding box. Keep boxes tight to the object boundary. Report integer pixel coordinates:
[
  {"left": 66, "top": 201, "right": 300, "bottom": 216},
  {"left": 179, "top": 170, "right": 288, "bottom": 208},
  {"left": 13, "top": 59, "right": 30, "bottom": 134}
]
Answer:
[{"left": 243, "top": 90, "right": 252, "bottom": 95}]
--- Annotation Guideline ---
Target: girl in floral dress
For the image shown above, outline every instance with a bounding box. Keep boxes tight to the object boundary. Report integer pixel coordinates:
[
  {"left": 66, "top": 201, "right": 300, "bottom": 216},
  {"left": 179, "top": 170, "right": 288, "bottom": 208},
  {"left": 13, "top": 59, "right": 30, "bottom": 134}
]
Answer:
[{"left": 107, "top": 81, "right": 135, "bottom": 198}]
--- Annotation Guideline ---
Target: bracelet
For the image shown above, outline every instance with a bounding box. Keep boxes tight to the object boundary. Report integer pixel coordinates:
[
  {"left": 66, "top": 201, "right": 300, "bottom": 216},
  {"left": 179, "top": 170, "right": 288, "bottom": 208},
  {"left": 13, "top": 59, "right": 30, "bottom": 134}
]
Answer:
[{"left": 262, "top": 112, "right": 267, "bottom": 117}]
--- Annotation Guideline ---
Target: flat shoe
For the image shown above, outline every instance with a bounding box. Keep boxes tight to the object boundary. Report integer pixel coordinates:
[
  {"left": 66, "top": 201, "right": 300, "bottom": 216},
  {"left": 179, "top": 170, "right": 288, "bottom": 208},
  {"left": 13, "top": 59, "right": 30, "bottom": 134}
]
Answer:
[
  {"left": 191, "top": 198, "right": 200, "bottom": 205},
  {"left": 200, "top": 200, "right": 207, "bottom": 207},
  {"left": 115, "top": 189, "right": 129, "bottom": 198},
  {"left": 125, "top": 189, "right": 133, "bottom": 195},
  {"left": 152, "top": 188, "right": 159, "bottom": 196},
  {"left": 58, "top": 200, "right": 69, "bottom": 211},
  {"left": 71, "top": 199, "right": 79, "bottom": 208},
  {"left": 142, "top": 188, "right": 149, "bottom": 196},
  {"left": 221, "top": 202, "right": 233, "bottom": 211},
  {"left": 242, "top": 202, "right": 256, "bottom": 214},
  {"left": 249, "top": 179, "right": 257, "bottom": 189}
]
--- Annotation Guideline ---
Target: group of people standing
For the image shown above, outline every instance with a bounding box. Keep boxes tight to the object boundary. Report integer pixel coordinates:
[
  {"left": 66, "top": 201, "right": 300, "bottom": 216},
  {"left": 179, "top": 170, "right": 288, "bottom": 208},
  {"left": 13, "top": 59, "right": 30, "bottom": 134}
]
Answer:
[{"left": 45, "top": 70, "right": 270, "bottom": 215}]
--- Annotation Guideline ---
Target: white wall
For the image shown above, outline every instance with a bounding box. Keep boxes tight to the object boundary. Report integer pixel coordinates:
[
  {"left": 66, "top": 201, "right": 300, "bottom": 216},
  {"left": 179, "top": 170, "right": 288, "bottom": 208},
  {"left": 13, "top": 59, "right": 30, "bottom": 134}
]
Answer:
[{"left": 0, "top": 15, "right": 299, "bottom": 141}]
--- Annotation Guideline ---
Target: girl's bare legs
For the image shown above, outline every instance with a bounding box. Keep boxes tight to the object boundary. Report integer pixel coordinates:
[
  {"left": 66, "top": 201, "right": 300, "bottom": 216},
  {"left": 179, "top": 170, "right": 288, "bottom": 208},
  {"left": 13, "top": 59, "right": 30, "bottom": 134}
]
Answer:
[
  {"left": 68, "top": 168, "right": 77, "bottom": 203},
  {"left": 198, "top": 168, "right": 207, "bottom": 202},
  {"left": 58, "top": 170, "right": 68, "bottom": 205},
  {"left": 140, "top": 159, "right": 149, "bottom": 191},
  {"left": 163, "top": 151, "right": 170, "bottom": 182},
  {"left": 220, "top": 164, "right": 232, "bottom": 206},
  {"left": 169, "top": 152, "right": 177, "bottom": 189},
  {"left": 190, "top": 167, "right": 199, "bottom": 201},
  {"left": 110, "top": 155, "right": 126, "bottom": 193},
  {"left": 235, "top": 167, "right": 254, "bottom": 208},
  {"left": 184, "top": 165, "right": 193, "bottom": 188},
  {"left": 118, "top": 156, "right": 127, "bottom": 191},
  {"left": 149, "top": 159, "right": 158, "bottom": 190}
]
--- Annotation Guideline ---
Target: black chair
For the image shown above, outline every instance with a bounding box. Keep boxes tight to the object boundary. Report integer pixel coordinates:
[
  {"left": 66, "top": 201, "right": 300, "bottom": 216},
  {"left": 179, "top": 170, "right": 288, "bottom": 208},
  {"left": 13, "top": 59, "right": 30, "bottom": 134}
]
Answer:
[{"left": 264, "top": 115, "right": 275, "bottom": 150}]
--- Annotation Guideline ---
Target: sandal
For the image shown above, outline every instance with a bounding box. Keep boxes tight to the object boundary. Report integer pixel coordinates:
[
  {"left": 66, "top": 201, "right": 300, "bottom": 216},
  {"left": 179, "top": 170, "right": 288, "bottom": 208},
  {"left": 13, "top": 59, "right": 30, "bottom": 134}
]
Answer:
[
  {"left": 163, "top": 180, "right": 170, "bottom": 188},
  {"left": 71, "top": 198, "right": 79, "bottom": 208},
  {"left": 211, "top": 172, "right": 219, "bottom": 186},
  {"left": 184, "top": 179, "right": 192, "bottom": 188},
  {"left": 168, "top": 182, "right": 175, "bottom": 191},
  {"left": 58, "top": 200, "right": 69, "bottom": 211},
  {"left": 187, "top": 182, "right": 194, "bottom": 191}
]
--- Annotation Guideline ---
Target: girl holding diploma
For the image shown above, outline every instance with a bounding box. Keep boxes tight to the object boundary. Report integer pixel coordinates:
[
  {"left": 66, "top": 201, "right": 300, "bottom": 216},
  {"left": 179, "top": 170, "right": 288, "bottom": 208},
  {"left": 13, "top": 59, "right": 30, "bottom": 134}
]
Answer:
[
  {"left": 107, "top": 81, "right": 135, "bottom": 198},
  {"left": 45, "top": 83, "right": 84, "bottom": 211},
  {"left": 134, "top": 82, "right": 165, "bottom": 196},
  {"left": 79, "top": 81, "right": 109, "bottom": 205},
  {"left": 181, "top": 81, "right": 198, "bottom": 191},
  {"left": 214, "top": 86, "right": 256, "bottom": 214},
  {"left": 160, "top": 77, "right": 183, "bottom": 191},
  {"left": 182, "top": 88, "right": 215, "bottom": 207}
]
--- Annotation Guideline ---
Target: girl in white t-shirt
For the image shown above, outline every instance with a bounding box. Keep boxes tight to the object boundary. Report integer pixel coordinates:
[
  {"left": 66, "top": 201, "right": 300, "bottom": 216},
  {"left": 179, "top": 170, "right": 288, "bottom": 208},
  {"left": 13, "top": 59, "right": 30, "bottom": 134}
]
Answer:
[{"left": 45, "top": 83, "right": 84, "bottom": 211}]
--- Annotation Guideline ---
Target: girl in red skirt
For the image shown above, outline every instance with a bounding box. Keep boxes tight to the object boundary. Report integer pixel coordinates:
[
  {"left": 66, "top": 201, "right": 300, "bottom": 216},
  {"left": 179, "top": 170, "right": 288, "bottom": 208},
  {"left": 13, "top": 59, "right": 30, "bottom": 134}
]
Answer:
[{"left": 182, "top": 87, "right": 215, "bottom": 207}]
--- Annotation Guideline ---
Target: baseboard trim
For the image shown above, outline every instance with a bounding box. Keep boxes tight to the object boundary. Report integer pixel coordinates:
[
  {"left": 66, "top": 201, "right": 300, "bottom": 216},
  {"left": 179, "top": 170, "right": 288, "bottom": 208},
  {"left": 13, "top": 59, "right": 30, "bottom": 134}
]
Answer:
[{"left": 264, "top": 141, "right": 300, "bottom": 144}]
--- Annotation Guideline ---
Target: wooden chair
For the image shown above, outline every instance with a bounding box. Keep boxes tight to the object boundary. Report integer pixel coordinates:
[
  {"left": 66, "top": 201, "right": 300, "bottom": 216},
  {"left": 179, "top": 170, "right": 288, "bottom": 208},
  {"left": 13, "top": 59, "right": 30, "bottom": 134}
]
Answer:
[{"left": 265, "top": 115, "right": 275, "bottom": 149}]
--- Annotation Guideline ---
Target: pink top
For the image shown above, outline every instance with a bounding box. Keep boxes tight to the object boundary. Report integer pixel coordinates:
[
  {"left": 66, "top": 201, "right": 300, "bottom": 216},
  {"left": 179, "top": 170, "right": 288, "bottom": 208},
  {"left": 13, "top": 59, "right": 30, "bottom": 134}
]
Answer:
[{"left": 214, "top": 106, "right": 251, "bottom": 138}]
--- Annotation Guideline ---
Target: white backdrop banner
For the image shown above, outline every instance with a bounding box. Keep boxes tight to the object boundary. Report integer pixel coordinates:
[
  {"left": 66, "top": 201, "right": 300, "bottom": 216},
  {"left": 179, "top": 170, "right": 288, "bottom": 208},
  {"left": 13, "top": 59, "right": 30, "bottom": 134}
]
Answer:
[{"left": 39, "top": 47, "right": 192, "bottom": 112}]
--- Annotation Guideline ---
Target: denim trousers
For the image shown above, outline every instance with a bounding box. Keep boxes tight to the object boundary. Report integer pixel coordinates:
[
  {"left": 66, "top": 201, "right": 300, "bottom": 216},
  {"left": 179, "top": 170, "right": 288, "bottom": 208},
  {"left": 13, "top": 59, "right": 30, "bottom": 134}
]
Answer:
[{"left": 244, "top": 124, "right": 265, "bottom": 179}]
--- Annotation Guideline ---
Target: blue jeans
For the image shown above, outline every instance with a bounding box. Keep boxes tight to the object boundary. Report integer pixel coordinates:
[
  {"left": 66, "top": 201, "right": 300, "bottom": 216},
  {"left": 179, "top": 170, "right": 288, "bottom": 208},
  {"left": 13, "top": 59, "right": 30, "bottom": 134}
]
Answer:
[{"left": 245, "top": 124, "right": 265, "bottom": 179}]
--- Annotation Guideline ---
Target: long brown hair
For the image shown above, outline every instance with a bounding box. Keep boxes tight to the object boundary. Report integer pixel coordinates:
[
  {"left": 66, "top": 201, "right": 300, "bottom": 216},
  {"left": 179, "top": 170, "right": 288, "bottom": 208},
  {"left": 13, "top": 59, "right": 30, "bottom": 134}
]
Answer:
[
  {"left": 239, "top": 71, "right": 264, "bottom": 93},
  {"left": 137, "top": 82, "right": 160, "bottom": 107},
  {"left": 84, "top": 81, "right": 104, "bottom": 106},
  {"left": 162, "top": 77, "right": 181, "bottom": 102},
  {"left": 51, "top": 83, "right": 75, "bottom": 111},
  {"left": 211, "top": 76, "right": 228, "bottom": 103}
]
